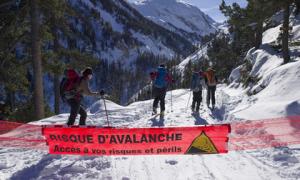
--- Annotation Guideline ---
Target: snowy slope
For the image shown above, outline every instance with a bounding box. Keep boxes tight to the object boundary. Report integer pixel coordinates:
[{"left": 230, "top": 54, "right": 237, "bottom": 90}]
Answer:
[
  {"left": 130, "top": 0, "right": 218, "bottom": 44},
  {"left": 176, "top": 23, "right": 229, "bottom": 73},
  {"left": 177, "top": 43, "right": 208, "bottom": 72},
  {"left": 67, "top": 0, "right": 194, "bottom": 64},
  {"left": 1, "top": 86, "right": 300, "bottom": 179},
  {"left": 226, "top": 13, "right": 300, "bottom": 121}
]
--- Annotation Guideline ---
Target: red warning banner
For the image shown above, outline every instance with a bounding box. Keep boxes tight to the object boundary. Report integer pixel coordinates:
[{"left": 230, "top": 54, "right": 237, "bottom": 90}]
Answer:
[{"left": 42, "top": 125, "right": 230, "bottom": 156}]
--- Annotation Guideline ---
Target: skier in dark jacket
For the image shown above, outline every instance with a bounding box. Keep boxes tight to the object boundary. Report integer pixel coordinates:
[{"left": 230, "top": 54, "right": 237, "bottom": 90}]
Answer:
[
  {"left": 204, "top": 68, "right": 218, "bottom": 110},
  {"left": 61, "top": 67, "right": 104, "bottom": 126},
  {"left": 150, "top": 64, "right": 173, "bottom": 116},
  {"left": 190, "top": 69, "right": 206, "bottom": 112}
]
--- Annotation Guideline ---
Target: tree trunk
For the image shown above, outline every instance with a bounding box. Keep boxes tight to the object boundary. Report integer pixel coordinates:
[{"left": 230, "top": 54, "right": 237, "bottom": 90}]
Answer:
[
  {"left": 255, "top": 21, "right": 263, "bottom": 49},
  {"left": 282, "top": 2, "right": 291, "bottom": 64},
  {"left": 53, "top": 25, "right": 60, "bottom": 115},
  {"left": 4, "top": 88, "right": 14, "bottom": 113},
  {"left": 30, "top": 0, "right": 44, "bottom": 120},
  {"left": 296, "top": 0, "right": 300, "bottom": 15},
  {"left": 54, "top": 74, "right": 60, "bottom": 114}
]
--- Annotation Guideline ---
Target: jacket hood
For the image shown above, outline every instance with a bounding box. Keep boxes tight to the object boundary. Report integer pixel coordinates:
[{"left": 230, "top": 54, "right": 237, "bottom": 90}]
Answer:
[{"left": 157, "top": 67, "right": 166, "bottom": 73}]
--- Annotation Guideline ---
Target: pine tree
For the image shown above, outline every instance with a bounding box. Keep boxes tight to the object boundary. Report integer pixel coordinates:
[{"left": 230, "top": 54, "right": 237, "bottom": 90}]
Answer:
[
  {"left": 296, "top": 0, "right": 300, "bottom": 15},
  {"left": 246, "top": 0, "right": 277, "bottom": 49},
  {"left": 220, "top": 1, "right": 253, "bottom": 54},
  {"left": 0, "top": 2, "right": 30, "bottom": 111},
  {"left": 282, "top": 1, "right": 292, "bottom": 64},
  {"left": 30, "top": 0, "right": 44, "bottom": 120}
]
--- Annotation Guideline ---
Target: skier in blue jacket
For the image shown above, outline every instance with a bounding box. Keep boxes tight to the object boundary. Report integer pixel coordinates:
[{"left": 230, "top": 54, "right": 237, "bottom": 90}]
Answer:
[
  {"left": 190, "top": 69, "right": 206, "bottom": 112},
  {"left": 150, "top": 64, "right": 173, "bottom": 116}
]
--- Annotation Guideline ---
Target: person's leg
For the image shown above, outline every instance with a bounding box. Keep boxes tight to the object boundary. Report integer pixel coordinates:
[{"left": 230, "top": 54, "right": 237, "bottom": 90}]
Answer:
[
  {"left": 152, "top": 87, "right": 159, "bottom": 113},
  {"left": 192, "top": 92, "right": 196, "bottom": 111},
  {"left": 195, "top": 91, "right": 201, "bottom": 111},
  {"left": 67, "top": 99, "right": 80, "bottom": 125},
  {"left": 206, "top": 87, "right": 211, "bottom": 107},
  {"left": 160, "top": 89, "right": 166, "bottom": 113},
  {"left": 79, "top": 105, "right": 87, "bottom": 125},
  {"left": 153, "top": 97, "right": 159, "bottom": 113},
  {"left": 211, "top": 86, "right": 216, "bottom": 108}
]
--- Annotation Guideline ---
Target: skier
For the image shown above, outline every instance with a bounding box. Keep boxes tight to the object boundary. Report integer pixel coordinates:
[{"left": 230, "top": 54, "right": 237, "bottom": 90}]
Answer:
[
  {"left": 190, "top": 69, "right": 206, "bottom": 113},
  {"left": 60, "top": 67, "right": 104, "bottom": 126},
  {"left": 204, "top": 67, "right": 218, "bottom": 110},
  {"left": 150, "top": 64, "right": 173, "bottom": 117}
]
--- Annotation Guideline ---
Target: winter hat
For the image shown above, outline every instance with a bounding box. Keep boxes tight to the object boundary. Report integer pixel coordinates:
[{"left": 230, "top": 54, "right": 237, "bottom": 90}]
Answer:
[
  {"left": 207, "top": 67, "right": 214, "bottom": 72},
  {"left": 82, "top": 67, "right": 93, "bottom": 77},
  {"left": 159, "top": 64, "right": 165, "bottom": 68},
  {"left": 192, "top": 67, "right": 199, "bottom": 72}
]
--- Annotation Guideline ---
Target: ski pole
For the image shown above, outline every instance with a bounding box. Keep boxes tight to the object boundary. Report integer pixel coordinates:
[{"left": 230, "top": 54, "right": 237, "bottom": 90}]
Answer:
[
  {"left": 186, "top": 90, "right": 192, "bottom": 110},
  {"left": 150, "top": 81, "right": 153, "bottom": 112},
  {"left": 102, "top": 96, "right": 110, "bottom": 127},
  {"left": 170, "top": 87, "right": 173, "bottom": 112}
]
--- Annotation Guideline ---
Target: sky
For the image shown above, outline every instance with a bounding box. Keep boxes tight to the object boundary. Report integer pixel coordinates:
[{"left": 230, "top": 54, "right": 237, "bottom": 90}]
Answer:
[{"left": 182, "top": 0, "right": 247, "bottom": 22}]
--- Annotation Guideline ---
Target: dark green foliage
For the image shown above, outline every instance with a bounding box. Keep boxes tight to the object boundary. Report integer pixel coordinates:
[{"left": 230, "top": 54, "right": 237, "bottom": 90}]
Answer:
[
  {"left": 207, "top": 33, "right": 241, "bottom": 81},
  {"left": 8, "top": 99, "right": 54, "bottom": 123},
  {"left": 215, "top": 0, "right": 295, "bottom": 85}
]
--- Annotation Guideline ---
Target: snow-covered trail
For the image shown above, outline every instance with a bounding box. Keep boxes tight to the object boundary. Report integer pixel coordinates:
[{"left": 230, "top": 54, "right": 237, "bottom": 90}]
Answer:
[
  {"left": 0, "top": 85, "right": 300, "bottom": 180},
  {"left": 1, "top": 86, "right": 299, "bottom": 180}
]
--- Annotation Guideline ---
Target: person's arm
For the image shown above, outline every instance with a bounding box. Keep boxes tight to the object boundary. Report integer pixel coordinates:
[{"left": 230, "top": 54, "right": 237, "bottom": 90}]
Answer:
[
  {"left": 166, "top": 74, "right": 174, "bottom": 84},
  {"left": 203, "top": 73, "right": 208, "bottom": 85},
  {"left": 190, "top": 75, "right": 195, "bottom": 90},
  {"left": 150, "top": 72, "right": 158, "bottom": 81},
  {"left": 81, "top": 80, "right": 99, "bottom": 96}
]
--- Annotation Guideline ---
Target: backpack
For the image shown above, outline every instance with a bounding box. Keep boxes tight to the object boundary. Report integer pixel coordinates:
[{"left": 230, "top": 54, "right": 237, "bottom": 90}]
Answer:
[
  {"left": 206, "top": 70, "right": 216, "bottom": 86},
  {"left": 191, "top": 73, "right": 203, "bottom": 92},
  {"left": 154, "top": 67, "right": 168, "bottom": 88},
  {"left": 60, "top": 69, "right": 82, "bottom": 101}
]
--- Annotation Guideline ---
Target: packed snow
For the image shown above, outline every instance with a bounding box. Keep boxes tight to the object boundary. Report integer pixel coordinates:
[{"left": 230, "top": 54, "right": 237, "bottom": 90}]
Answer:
[{"left": 1, "top": 75, "right": 300, "bottom": 179}]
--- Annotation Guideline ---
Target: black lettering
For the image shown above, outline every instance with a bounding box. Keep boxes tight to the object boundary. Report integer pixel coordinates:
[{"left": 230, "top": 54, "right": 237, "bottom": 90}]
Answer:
[
  {"left": 148, "top": 134, "right": 156, "bottom": 143},
  {"left": 87, "top": 135, "right": 93, "bottom": 143},
  {"left": 69, "top": 135, "right": 78, "bottom": 143},
  {"left": 133, "top": 134, "right": 139, "bottom": 143},
  {"left": 125, "top": 135, "right": 132, "bottom": 143},
  {"left": 166, "top": 133, "right": 174, "bottom": 141},
  {"left": 49, "top": 134, "right": 57, "bottom": 141},
  {"left": 140, "top": 134, "right": 148, "bottom": 143},
  {"left": 117, "top": 135, "right": 125, "bottom": 143},
  {"left": 110, "top": 135, "right": 117, "bottom": 144},
  {"left": 176, "top": 133, "right": 182, "bottom": 141},
  {"left": 98, "top": 135, "right": 106, "bottom": 144},
  {"left": 62, "top": 135, "right": 68, "bottom": 142},
  {"left": 158, "top": 134, "right": 165, "bottom": 142},
  {"left": 54, "top": 145, "right": 59, "bottom": 152}
]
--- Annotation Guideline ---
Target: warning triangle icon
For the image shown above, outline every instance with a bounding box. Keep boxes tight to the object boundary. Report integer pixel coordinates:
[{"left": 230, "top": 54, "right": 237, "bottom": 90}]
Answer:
[{"left": 186, "top": 131, "right": 218, "bottom": 154}]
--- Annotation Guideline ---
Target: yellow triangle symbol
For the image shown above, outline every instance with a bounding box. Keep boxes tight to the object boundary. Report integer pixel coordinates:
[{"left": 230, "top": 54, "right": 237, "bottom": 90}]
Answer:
[{"left": 186, "top": 131, "right": 218, "bottom": 154}]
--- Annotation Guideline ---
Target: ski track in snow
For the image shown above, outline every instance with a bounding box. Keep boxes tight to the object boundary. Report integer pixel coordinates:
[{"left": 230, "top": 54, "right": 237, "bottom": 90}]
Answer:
[{"left": 1, "top": 87, "right": 299, "bottom": 180}]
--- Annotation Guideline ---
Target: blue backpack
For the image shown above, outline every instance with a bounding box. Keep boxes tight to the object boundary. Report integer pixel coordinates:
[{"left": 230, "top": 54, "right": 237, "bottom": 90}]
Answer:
[
  {"left": 191, "top": 72, "right": 203, "bottom": 92},
  {"left": 154, "top": 67, "right": 168, "bottom": 88}
]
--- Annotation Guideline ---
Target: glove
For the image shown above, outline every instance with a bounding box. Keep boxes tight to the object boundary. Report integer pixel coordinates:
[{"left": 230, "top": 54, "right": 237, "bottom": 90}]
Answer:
[{"left": 99, "top": 90, "right": 105, "bottom": 96}]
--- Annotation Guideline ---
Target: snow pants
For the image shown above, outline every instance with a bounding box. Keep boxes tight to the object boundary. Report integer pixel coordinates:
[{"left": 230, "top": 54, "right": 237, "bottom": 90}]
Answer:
[
  {"left": 67, "top": 98, "right": 87, "bottom": 125},
  {"left": 152, "top": 87, "right": 167, "bottom": 112},
  {"left": 206, "top": 86, "right": 216, "bottom": 106},
  {"left": 192, "top": 90, "right": 202, "bottom": 111}
]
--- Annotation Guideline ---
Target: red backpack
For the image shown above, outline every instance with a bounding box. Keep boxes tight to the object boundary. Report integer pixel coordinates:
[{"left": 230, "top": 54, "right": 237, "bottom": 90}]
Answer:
[{"left": 60, "top": 69, "right": 82, "bottom": 101}]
